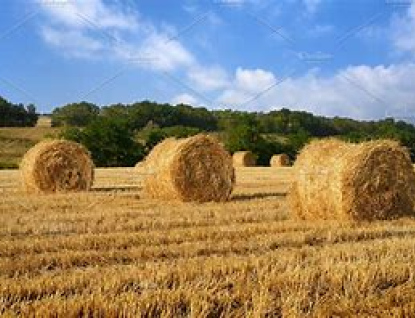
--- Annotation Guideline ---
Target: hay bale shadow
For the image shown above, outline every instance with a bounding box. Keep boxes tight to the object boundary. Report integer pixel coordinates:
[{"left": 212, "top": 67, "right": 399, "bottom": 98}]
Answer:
[
  {"left": 232, "top": 192, "right": 286, "bottom": 202},
  {"left": 92, "top": 185, "right": 142, "bottom": 192}
]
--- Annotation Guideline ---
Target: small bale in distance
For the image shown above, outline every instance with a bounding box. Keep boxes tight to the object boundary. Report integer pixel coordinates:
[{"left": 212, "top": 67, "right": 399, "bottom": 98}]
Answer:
[
  {"left": 233, "top": 151, "right": 256, "bottom": 167},
  {"left": 143, "top": 135, "right": 235, "bottom": 202},
  {"left": 288, "top": 138, "right": 415, "bottom": 221},
  {"left": 270, "top": 154, "right": 290, "bottom": 167},
  {"left": 20, "top": 140, "right": 94, "bottom": 193}
]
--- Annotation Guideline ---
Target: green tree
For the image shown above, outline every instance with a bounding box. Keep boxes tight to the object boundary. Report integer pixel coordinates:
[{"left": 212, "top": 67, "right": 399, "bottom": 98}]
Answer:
[
  {"left": 286, "top": 129, "right": 311, "bottom": 157},
  {"left": 224, "top": 115, "right": 261, "bottom": 153},
  {"left": 223, "top": 115, "right": 286, "bottom": 165},
  {"left": 61, "top": 117, "right": 145, "bottom": 167},
  {"left": 0, "top": 96, "right": 38, "bottom": 127},
  {"left": 52, "top": 102, "right": 99, "bottom": 127}
]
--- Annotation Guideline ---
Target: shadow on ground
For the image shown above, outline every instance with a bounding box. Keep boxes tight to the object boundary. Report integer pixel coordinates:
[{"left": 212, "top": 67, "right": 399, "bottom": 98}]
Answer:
[
  {"left": 92, "top": 186, "right": 142, "bottom": 192},
  {"left": 232, "top": 192, "right": 286, "bottom": 202}
]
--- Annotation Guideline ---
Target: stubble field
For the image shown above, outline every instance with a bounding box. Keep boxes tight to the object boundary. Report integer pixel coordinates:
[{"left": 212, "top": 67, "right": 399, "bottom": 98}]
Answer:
[{"left": 1, "top": 167, "right": 415, "bottom": 317}]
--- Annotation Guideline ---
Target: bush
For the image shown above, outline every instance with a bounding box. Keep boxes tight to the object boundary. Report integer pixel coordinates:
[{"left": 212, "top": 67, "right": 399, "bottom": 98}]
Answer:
[
  {"left": 52, "top": 102, "right": 99, "bottom": 127},
  {"left": 223, "top": 115, "right": 260, "bottom": 153},
  {"left": 223, "top": 115, "right": 274, "bottom": 165},
  {"left": 100, "top": 101, "right": 218, "bottom": 131},
  {"left": 61, "top": 117, "right": 145, "bottom": 167}
]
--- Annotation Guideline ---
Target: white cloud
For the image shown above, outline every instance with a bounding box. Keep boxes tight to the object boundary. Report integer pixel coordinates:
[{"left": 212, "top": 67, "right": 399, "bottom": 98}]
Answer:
[
  {"left": 38, "top": 0, "right": 196, "bottom": 71},
  {"left": 39, "top": 0, "right": 138, "bottom": 30},
  {"left": 234, "top": 68, "right": 276, "bottom": 93},
  {"left": 217, "top": 68, "right": 274, "bottom": 109},
  {"left": 356, "top": 2, "right": 415, "bottom": 58},
  {"left": 217, "top": 67, "right": 277, "bottom": 109},
  {"left": 217, "top": 64, "right": 415, "bottom": 119},
  {"left": 41, "top": 26, "right": 104, "bottom": 58},
  {"left": 133, "top": 34, "right": 195, "bottom": 71},
  {"left": 187, "top": 65, "right": 229, "bottom": 91},
  {"left": 211, "top": 1, "right": 415, "bottom": 118},
  {"left": 217, "top": 89, "right": 252, "bottom": 107},
  {"left": 391, "top": 1, "right": 415, "bottom": 56},
  {"left": 36, "top": 0, "right": 415, "bottom": 121},
  {"left": 171, "top": 93, "right": 198, "bottom": 105}
]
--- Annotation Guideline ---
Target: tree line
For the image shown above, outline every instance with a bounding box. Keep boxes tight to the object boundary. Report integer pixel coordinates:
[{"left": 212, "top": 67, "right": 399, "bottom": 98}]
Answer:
[
  {"left": 51, "top": 100, "right": 415, "bottom": 167},
  {"left": 0, "top": 96, "right": 38, "bottom": 127},
  {"left": 2, "top": 95, "right": 414, "bottom": 167},
  {"left": 52, "top": 101, "right": 217, "bottom": 131}
]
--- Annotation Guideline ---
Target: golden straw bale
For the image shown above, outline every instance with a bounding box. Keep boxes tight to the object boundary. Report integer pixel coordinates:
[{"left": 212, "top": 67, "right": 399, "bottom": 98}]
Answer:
[
  {"left": 20, "top": 140, "right": 94, "bottom": 193},
  {"left": 135, "top": 137, "right": 177, "bottom": 171},
  {"left": 288, "top": 138, "right": 415, "bottom": 221},
  {"left": 270, "top": 154, "right": 290, "bottom": 167},
  {"left": 143, "top": 135, "right": 235, "bottom": 202},
  {"left": 233, "top": 151, "right": 256, "bottom": 167}
]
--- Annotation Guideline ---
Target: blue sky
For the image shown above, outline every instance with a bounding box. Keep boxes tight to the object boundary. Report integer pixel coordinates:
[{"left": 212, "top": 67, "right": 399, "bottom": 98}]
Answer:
[{"left": 1, "top": 0, "right": 415, "bottom": 119}]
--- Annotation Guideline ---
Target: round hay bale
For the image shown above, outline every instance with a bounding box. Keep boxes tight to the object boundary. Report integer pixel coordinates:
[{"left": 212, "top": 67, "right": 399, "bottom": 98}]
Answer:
[
  {"left": 136, "top": 137, "right": 178, "bottom": 171},
  {"left": 20, "top": 140, "right": 94, "bottom": 193},
  {"left": 233, "top": 151, "right": 256, "bottom": 167},
  {"left": 143, "top": 135, "right": 235, "bottom": 202},
  {"left": 270, "top": 154, "right": 290, "bottom": 167},
  {"left": 288, "top": 138, "right": 415, "bottom": 221}
]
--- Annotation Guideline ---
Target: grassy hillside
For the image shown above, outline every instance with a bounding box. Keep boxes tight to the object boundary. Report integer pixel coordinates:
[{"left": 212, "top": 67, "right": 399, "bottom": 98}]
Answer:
[{"left": 0, "top": 118, "right": 60, "bottom": 168}]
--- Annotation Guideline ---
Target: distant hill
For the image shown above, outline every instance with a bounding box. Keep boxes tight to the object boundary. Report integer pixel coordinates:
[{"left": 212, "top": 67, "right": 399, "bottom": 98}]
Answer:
[{"left": 0, "top": 126, "right": 60, "bottom": 169}]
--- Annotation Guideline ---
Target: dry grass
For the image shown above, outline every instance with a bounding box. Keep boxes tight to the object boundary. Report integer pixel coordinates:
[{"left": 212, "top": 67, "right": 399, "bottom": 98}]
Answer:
[
  {"left": 0, "top": 126, "right": 60, "bottom": 167},
  {"left": 36, "top": 116, "right": 52, "bottom": 128},
  {"left": 1, "top": 167, "right": 415, "bottom": 317},
  {"left": 0, "top": 126, "right": 59, "bottom": 142}
]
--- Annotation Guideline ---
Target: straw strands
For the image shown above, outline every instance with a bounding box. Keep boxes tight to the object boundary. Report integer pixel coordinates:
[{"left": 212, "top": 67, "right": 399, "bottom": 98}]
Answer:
[
  {"left": 143, "top": 135, "right": 235, "bottom": 202},
  {"left": 288, "top": 139, "right": 415, "bottom": 221},
  {"left": 20, "top": 140, "right": 94, "bottom": 193}
]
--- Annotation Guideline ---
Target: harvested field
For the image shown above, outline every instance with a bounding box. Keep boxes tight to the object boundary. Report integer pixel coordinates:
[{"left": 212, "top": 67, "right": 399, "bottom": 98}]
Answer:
[{"left": 1, "top": 167, "right": 415, "bottom": 317}]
